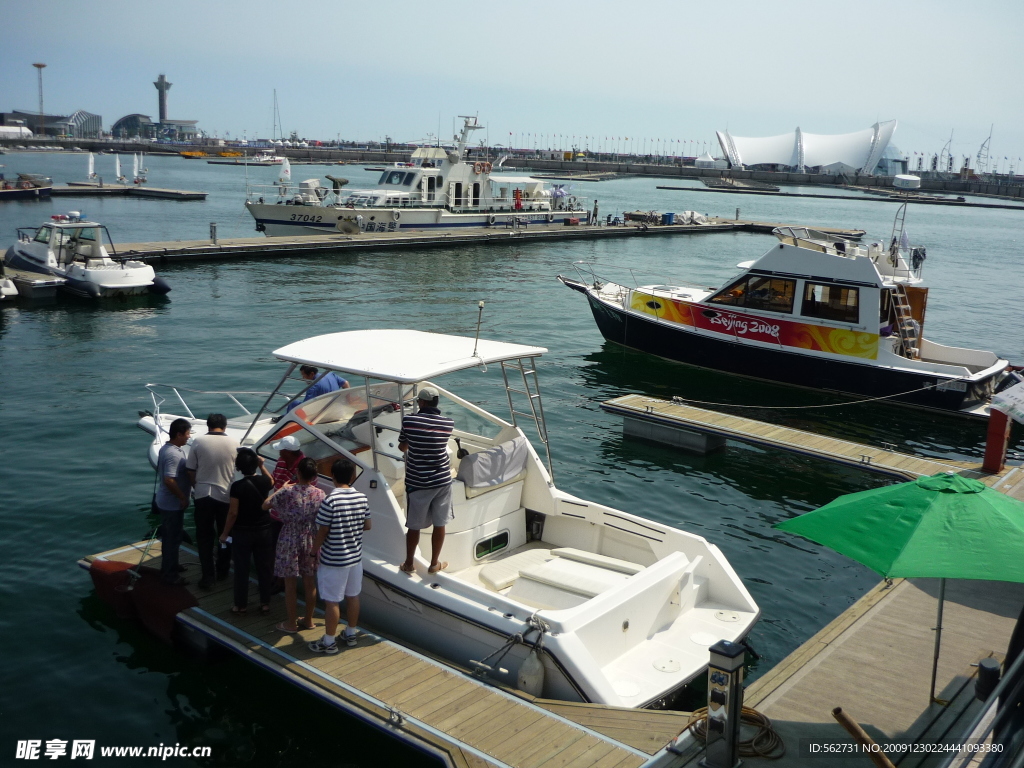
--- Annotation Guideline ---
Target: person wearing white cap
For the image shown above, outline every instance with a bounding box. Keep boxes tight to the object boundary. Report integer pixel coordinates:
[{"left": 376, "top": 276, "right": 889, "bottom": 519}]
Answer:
[{"left": 398, "top": 386, "right": 455, "bottom": 574}]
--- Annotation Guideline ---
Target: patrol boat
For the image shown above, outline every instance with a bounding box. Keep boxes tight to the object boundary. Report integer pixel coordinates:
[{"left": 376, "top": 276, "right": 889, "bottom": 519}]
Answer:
[
  {"left": 4, "top": 213, "right": 171, "bottom": 298},
  {"left": 559, "top": 205, "right": 1010, "bottom": 415},
  {"left": 244, "top": 116, "right": 589, "bottom": 236},
  {"left": 137, "top": 329, "right": 758, "bottom": 708}
]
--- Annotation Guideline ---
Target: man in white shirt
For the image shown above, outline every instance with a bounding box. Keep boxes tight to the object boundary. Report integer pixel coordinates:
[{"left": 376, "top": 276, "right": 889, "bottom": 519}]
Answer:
[{"left": 186, "top": 413, "right": 239, "bottom": 589}]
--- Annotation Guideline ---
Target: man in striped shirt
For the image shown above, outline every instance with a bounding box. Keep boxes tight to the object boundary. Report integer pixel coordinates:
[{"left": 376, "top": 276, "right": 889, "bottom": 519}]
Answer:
[
  {"left": 308, "top": 459, "right": 371, "bottom": 654},
  {"left": 398, "top": 386, "right": 455, "bottom": 575}
]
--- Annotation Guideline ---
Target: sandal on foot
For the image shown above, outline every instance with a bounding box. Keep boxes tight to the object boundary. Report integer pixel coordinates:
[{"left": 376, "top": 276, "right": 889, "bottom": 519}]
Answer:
[
  {"left": 260, "top": 604, "right": 272, "bottom": 615},
  {"left": 428, "top": 561, "right": 448, "bottom": 574},
  {"left": 296, "top": 619, "right": 316, "bottom": 631},
  {"left": 399, "top": 563, "right": 415, "bottom": 574},
  {"left": 231, "top": 606, "right": 247, "bottom": 615},
  {"left": 276, "top": 622, "right": 299, "bottom": 634}
]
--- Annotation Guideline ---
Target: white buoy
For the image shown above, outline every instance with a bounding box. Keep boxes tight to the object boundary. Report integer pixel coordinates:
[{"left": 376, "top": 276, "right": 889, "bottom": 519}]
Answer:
[{"left": 517, "top": 647, "right": 545, "bottom": 696}]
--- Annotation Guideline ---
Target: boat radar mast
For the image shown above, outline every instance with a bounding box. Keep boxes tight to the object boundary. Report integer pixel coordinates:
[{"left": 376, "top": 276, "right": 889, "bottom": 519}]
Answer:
[{"left": 455, "top": 116, "right": 483, "bottom": 158}]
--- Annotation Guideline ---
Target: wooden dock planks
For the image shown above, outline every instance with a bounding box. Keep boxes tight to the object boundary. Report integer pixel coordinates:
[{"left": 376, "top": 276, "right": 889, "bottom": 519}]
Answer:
[
  {"left": 602, "top": 394, "right": 1015, "bottom": 485},
  {"left": 81, "top": 542, "right": 685, "bottom": 768}
]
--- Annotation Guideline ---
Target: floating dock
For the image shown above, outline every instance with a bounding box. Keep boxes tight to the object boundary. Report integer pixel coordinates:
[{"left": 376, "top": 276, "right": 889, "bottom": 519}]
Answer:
[
  {"left": 114, "top": 220, "right": 866, "bottom": 265},
  {"left": 53, "top": 184, "right": 207, "bottom": 200},
  {"left": 600, "top": 394, "right": 1021, "bottom": 479},
  {"left": 79, "top": 543, "right": 694, "bottom": 768}
]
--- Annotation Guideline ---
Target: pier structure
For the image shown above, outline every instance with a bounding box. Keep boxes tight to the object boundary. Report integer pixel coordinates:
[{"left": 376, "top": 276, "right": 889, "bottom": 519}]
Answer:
[
  {"left": 105, "top": 219, "right": 862, "bottom": 266},
  {"left": 80, "top": 542, "right": 693, "bottom": 768}
]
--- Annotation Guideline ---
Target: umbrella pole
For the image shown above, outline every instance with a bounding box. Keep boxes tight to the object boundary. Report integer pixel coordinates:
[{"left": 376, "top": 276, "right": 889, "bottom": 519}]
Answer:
[{"left": 930, "top": 578, "right": 947, "bottom": 705}]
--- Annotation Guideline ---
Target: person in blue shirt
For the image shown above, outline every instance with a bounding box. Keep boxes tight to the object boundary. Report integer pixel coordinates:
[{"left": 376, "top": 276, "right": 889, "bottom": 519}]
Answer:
[{"left": 287, "top": 365, "right": 349, "bottom": 411}]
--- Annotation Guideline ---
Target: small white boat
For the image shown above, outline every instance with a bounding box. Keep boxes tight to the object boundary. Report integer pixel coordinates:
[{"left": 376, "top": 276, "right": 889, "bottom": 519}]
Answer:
[
  {"left": 138, "top": 329, "right": 759, "bottom": 708},
  {"left": 4, "top": 213, "right": 171, "bottom": 298},
  {"left": 0, "top": 264, "right": 18, "bottom": 300},
  {"left": 245, "top": 116, "right": 590, "bottom": 236}
]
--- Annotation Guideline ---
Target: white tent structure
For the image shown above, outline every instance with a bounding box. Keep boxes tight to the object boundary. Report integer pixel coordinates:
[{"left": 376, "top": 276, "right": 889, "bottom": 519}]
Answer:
[{"left": 716, "top": 120, "right": 897, "bottom": 174}]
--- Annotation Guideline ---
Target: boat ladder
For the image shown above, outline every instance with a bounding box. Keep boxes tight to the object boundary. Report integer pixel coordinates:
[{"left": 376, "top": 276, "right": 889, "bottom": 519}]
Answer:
[
  {"left": 500, "top": 358, "right": 554, "bottom": 483},
  {"left": 891, "top": 283, "right": 920, "bottom": 359}
]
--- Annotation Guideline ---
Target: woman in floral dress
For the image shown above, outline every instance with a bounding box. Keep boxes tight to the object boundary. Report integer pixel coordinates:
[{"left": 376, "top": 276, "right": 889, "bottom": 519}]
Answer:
[{"left": 262, "top": 458, "right": 325, "bottom": 632}]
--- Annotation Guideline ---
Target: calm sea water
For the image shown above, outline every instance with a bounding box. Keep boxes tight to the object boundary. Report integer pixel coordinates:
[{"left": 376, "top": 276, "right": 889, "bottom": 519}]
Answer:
[{"left": 1, "top": 152, "right": 1021, "bottom": 766}]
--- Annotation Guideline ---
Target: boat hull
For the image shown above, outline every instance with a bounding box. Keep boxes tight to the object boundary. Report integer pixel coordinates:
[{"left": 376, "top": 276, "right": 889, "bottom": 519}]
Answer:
[
  {"left": 0, "top": 185, "right": 52, "bottom": 200},
  {"left": 582, "top": 290, "right": 999, "bottom": 413},
  {"left": 246, "top": 201, "right": 589, "bottom": 237},
  {"left": 3, "top": 245, "right": 159, "bottom": 299}
]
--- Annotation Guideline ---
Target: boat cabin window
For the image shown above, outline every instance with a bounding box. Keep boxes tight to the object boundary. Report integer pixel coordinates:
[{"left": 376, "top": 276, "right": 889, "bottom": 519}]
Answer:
[
  {"left": 34, "top": 227, "right": 52, "bottom": 244},
  {"left": 801, "top": 282, "right": 859, "bottom": 324},
  {"left": 402, "top": 173, "right": 416, "bottom": 187},
  {"left": 380, "top": 170, "right": 408, "bottom": 185},
  {"left": 256, "top": 421, "right": 364, "bottom": 486},
  {"left": 708, "top": 275, "right": 796, "bottom": 313},
  {"left": 475, "top": 531, "right": 510, "bottom": 560}
]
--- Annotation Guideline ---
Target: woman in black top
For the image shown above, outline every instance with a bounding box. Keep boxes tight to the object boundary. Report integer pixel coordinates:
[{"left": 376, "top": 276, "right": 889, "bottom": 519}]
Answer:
[{"left": 221, "top": 448, "right": 275, "bottom": 613}]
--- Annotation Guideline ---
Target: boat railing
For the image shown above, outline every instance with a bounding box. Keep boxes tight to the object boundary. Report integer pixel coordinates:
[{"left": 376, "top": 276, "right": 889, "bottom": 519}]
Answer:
[
  {"left": 245, "top": 182, "right": 586, "bottom": 213},
  {"left": 571, "top": 260, "right": 713, "bottom": 294},
  {"left": 145, "top": 383, "right": 291, "bottom": 433}
]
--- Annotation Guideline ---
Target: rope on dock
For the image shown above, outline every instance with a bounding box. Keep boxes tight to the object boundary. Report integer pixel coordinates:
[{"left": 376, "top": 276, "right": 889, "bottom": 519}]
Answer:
[
  {"left": 669, "top": 376, "right": 972, "bottom": 411},
  {"left": 685, "top": 705, "right": 786, "bottom": 759}
]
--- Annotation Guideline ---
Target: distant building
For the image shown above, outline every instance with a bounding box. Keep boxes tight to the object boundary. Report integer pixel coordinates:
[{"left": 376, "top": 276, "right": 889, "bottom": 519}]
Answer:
[
  {"left": 111, "top": 114, "right": 157, "bottom": 139},
  {"left": 2, "top": 109, "right": 102, "bottom": 138},
  {"left": 716, "top": 120, "right": 898, "bottom": 175}
]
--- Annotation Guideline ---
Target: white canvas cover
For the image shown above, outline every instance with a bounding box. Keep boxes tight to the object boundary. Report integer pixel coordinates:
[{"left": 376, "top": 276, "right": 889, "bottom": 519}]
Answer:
[
  {"left": 456, "top": 436, "right": 529, "bottom": 488},
  {"left": 992, "top": 382, "right": 1024, "bottom": 424}
]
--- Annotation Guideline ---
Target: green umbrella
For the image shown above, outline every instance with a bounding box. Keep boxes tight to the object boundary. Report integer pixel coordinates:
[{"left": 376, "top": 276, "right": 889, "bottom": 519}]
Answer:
[{"left": 775, "top": 472, "right": 1024, "bottom": 703}]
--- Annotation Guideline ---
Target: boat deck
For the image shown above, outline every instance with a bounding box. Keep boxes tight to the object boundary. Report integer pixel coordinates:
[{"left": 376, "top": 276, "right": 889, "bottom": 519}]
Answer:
[
  {"left": 79, "top": 541, "right": 695, "bottom": 768},
  {"left": 601, "top": 394, "right": 1021, "bottom": 481}
]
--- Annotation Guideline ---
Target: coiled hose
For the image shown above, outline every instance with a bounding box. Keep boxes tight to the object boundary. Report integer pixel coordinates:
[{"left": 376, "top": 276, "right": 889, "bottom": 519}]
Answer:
[{"left": 685, "top": 706, "right": 786, "bottom": 759}]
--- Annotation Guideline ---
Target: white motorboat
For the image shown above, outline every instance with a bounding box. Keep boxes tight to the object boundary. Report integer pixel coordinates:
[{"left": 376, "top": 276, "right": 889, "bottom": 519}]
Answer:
[
  {"left": 245, "top": 116, "right": 590, "bottom": 236},
  {"left": 0, "top": 264, "right": 17, "bottom": 300},
  {"left": 4, "top": 213, "right": 171, "bottom": 298},
  {"left": 559, "top": 203, "right": 1010, "bottom": 416},
  {"left": 138, "top": 330, "right": 759, "bottom": 708}
]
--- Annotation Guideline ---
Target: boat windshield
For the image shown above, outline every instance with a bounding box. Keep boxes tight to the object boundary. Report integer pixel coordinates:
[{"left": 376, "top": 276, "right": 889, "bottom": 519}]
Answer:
[{"left": 34, "top": 226, "right": 52, "bottom": 244}]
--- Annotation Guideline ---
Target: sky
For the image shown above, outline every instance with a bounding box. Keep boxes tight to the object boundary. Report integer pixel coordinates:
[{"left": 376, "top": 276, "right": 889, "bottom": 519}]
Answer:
[{"left": 3, "top": 0, "right": 1023, "bottom": 168}]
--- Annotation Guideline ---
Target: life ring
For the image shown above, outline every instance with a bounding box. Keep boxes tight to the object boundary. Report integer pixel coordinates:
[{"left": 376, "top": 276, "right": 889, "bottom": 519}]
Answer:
[
  {"left": 487, "top": 215, "right": 496, "bottom": 225},
  {"left": 546, "top": 213, "right": 554, "bottom": 223},
  {"left": 18, "top": 181, "right": 32, "bottom": 189},
  {"left": 473, "top": 162, "right": 483, "bottom": 174},
  {"left": 482, "top": 162, "right": 492, "bottom": 173},
  {"left": 392, "top": 210, "right": 401, "bottom": 221}
]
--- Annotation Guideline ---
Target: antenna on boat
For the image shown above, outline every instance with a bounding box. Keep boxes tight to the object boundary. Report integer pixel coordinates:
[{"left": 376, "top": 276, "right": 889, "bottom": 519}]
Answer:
[{"left": 472, "top": 301, "right": 485, "bottom": 359}]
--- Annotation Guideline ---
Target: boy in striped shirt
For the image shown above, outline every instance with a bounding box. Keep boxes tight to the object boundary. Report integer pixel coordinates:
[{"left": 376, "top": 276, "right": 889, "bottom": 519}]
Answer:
[
  {"left": 398, "top": 386, "right": 455, "bottom": 575},
  {"left": 308, "top": 459, "right": 371, "bottom": 654}
]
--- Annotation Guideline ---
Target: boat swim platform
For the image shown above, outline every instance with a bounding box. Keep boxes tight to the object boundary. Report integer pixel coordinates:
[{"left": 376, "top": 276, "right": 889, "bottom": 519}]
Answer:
[
  {"left": 79, "top": 541, "right": 696, "bottom": 768},
  {"left": 110, "top": 219, "right": 865, "bottom": 265},
  {"left": 601, "top": 394, "right": 1021, "bottom": 489},
  {"left": 53, "top": 184, "right": 207, "bottom": 200}
]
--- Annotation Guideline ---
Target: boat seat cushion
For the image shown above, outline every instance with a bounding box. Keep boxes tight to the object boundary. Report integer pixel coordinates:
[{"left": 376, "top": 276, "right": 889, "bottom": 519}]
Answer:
[
  {"left": 479, "top": 548, "right": 554, "bottom": 592},
  {"left": 456, "top": 436, "right": 529, "bottom": 489},
  {"left": 551, "top": 548, "right": 644, "bottom": 575},
  {"left": 516, "top": 557, "right": 630, "bottom": 599}
]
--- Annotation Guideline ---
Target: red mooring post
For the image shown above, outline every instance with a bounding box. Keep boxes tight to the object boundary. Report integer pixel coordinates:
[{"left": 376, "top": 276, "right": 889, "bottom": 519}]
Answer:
[{"left": 982, "top": 408, "right": 1011, "bottom": 473}]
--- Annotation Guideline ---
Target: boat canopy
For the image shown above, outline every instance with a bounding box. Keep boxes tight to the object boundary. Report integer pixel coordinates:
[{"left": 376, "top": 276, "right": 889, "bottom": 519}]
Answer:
[
  {"left": 488, "top": 175, "right": 543, "bottom": 185},
  {"left": 273, "top": 330, "right": 547, "bottom": 383}
]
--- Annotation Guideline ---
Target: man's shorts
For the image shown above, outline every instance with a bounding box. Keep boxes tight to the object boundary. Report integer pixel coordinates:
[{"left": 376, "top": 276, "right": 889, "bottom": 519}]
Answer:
[
  {"left": 317, "top": 562, "right": 363, "bottom": 602},
  {"left": 406, "top": 484, "right": 454, "bottom": 530}
]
